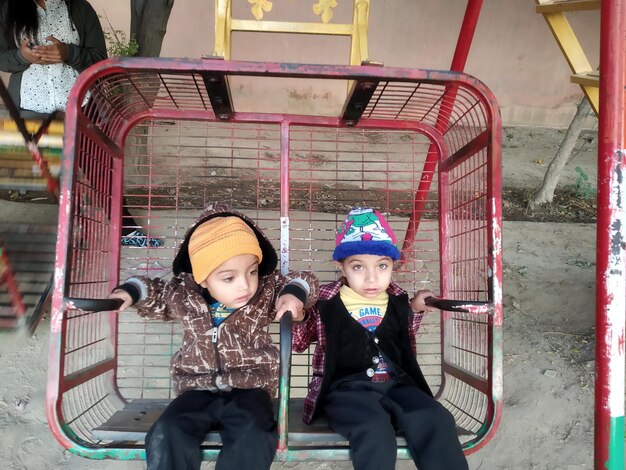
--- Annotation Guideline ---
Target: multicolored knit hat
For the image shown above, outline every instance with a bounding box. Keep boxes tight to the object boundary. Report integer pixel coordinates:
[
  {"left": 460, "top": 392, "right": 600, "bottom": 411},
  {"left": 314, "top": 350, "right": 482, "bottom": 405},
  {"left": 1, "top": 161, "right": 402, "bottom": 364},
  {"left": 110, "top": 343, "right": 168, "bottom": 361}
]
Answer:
[{"left": 333, "top": 207, "right": 400, "bottom": 261}]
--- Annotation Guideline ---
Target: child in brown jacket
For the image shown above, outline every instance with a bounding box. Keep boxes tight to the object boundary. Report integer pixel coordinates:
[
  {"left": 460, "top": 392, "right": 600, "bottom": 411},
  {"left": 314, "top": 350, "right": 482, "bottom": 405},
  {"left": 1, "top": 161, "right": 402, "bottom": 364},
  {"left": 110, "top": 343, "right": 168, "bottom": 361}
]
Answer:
[{"left": 109, "top": 203, "right": 318, "bottom": 470}]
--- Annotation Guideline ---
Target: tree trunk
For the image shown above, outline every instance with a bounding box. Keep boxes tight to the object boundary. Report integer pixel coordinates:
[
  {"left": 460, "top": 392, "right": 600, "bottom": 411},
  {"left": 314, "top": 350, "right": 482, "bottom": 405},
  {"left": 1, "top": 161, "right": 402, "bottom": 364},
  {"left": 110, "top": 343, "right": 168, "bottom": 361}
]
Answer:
[
  {"left": 528, "top": 96, "right": 593, "bottom": 209},
  {"left": 125, "top": 1, "right": 174, "bottom": 194},
  {"left": 131, "top": 0, "right": 175, "bottom": 57}
]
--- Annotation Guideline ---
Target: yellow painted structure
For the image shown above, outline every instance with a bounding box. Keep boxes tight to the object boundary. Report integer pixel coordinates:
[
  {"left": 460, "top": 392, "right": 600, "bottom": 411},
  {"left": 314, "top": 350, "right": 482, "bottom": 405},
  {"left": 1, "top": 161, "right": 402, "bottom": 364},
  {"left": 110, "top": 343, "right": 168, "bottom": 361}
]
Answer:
[
  {"left": 535, "top": 0, "right": 599, "bottom": 114},
  {"left": 213, "top": 0, "right": 371, "bottom": 65}
]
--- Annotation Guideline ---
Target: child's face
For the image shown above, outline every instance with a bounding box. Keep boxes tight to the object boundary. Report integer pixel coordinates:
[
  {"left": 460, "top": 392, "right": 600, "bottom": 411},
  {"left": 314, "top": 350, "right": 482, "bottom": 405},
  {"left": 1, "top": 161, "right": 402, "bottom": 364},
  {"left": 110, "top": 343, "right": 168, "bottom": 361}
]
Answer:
[
  {"left": 336, "top": 254, "right": 394, "bottom": 298},
  {"left": 200, "top": 253, "right": 260, "bottom": 309}
]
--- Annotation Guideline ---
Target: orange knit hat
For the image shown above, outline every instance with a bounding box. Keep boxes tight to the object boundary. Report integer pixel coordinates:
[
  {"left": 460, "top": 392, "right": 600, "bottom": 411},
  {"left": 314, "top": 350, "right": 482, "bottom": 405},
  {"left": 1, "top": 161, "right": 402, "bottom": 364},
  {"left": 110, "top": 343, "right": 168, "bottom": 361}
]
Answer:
[{"left": 188, "top": 217, "right": 263, "bottom": 283}]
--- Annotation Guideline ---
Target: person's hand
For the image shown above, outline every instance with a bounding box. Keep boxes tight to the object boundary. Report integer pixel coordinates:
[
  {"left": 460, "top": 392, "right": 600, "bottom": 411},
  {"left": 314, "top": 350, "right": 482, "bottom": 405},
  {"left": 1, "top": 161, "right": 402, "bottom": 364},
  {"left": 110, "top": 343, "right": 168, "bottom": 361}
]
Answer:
[
  {"left": 108, "top": 289, "right": 133, "bottom": 312},
  {"left": 274, "top": 293, "right": 304, "bottom": 321},
  {"left": 410, "top": 290, "right": 438, "bottom": 313},
  {"left": 31, "top": 36, "right": 68, "bottom": 64},
  {"left": 19, "top": 38, "right": 41, "bottom": 64}
]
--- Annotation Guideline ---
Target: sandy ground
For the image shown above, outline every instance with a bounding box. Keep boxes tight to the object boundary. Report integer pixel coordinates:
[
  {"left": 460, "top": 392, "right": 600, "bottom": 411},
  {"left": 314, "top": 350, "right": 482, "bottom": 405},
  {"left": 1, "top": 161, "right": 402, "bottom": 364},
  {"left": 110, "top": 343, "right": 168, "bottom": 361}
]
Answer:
[{"left": 0, "top": 126, "right": 602, "bottom": 469}]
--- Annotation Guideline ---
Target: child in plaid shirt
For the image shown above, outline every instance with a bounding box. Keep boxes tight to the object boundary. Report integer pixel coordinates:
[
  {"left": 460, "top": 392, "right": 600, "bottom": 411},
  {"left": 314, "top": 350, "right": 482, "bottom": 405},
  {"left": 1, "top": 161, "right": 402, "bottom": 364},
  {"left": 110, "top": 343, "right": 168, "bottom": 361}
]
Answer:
[{"left": 293, "top": 207, "right": 468, "bottom": 470}]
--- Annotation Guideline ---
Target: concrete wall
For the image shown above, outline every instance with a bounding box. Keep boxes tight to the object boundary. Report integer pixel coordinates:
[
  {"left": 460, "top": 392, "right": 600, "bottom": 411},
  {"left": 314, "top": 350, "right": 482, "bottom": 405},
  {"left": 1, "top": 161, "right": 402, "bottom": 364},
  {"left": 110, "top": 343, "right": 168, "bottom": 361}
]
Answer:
[{"left": 18, "top": 0, "right": 605, "bottom": 128}]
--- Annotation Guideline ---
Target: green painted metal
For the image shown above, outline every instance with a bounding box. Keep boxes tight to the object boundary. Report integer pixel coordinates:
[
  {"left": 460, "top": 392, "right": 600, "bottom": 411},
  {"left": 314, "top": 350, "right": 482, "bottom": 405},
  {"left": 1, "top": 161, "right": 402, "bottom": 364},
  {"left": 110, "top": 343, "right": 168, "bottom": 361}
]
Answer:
[{"left": 604, "top": 416, "right": 624, "bottom": 469}]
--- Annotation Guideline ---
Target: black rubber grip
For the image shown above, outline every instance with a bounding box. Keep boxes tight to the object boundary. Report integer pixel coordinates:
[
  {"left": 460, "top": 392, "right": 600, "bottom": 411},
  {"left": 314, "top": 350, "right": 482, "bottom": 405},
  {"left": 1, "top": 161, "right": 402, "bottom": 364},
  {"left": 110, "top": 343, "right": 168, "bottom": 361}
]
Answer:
[
  {"left": 65, "top": 297, "right": 124, "bottom": 312},
  {"left": 279, "top": 310, "right": 294, "bottom": 381},
  {"left": 424, "top": 296, "right": 489, "bottom": 313}
]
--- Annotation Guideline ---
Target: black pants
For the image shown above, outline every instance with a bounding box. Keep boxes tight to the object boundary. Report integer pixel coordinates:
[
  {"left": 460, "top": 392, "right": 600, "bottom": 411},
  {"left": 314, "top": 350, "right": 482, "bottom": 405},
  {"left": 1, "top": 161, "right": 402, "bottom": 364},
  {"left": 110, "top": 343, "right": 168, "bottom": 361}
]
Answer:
[
  {"left": 323, "top": 379, "right": 468, "bottom": 470},
  {"left": 145, "top": 388, "right": 277, "bottom": 470}
]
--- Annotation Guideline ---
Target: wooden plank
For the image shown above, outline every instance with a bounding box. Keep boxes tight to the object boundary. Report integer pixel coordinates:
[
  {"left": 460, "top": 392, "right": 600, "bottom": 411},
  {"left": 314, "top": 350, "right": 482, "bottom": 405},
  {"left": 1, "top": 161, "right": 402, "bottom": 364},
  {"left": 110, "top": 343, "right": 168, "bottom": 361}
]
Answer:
[
  {"left": 0, "top": 178, "right": 48, "bottom": 191},
  {"left": 536, "top": 0, "right": 600, "bottom": 14},
  {"left": 0, "top": 167, "right": 59, "bottom": 179},
  {"left": 287, "top": 398, "right": 349, "bottom": 443},
  {"left": 0, "top": 223, "right": 58, "bottom": 234},
  {"left": 0, "top": 151, "right": 61, "bottom": 160},
  {"left": 0, "top": 160, "right": 48, "bottom": 170},
  {"left": 0, "top": 131, "right": 62, "bottom": 148},
  {"left": 571, "top": 71, "right": 600, "bottom": 86},
  {"left": 0, "top": 118, "right": 64, "bottom": 136},
  {"left": 92, "top": 398, "right": 349, "bottom": 444},
  {"left": 92, "top": 399, "right": 222, "bottom": 443},
  {"left": 87, "top": 395, "right": 473, "bottom": 444}
]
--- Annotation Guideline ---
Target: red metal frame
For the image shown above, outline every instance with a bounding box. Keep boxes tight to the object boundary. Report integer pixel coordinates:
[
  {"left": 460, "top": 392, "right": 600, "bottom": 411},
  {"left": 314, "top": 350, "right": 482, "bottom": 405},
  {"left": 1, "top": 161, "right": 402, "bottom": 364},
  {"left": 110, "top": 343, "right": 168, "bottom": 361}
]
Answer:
[
  {"left": 595, "top": 1, "right": 626, "bottom": 469},
  {"left": 47, "top": 58, "right": 502, "bottom": 461},
  {"left": 400, "top": 0, "right": 484, "bottom": 263},
  {"left": 0, "top": 241, "right": 27, "bottom": 326}
]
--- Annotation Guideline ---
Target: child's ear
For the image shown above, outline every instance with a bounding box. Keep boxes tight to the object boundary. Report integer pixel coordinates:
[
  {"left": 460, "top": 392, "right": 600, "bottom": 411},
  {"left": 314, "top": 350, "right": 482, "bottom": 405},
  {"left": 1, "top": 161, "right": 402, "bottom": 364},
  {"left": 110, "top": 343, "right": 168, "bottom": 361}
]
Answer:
[{"left": 335, "top": 261, "right": 345, "bottom": 276}]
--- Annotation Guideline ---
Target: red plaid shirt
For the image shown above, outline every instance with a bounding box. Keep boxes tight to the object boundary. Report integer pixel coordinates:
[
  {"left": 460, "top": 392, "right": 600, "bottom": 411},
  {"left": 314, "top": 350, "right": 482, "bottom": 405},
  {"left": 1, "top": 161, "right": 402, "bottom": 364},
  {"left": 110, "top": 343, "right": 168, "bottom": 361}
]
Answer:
[{"left": 292, "top": 278, "right": 424, "bottom": 424}]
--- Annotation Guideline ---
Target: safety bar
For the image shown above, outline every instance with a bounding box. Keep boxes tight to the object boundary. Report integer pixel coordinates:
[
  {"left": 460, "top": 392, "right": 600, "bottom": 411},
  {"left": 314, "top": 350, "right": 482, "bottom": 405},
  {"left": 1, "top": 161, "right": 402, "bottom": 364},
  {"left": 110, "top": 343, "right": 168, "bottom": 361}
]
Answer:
[
  {"left": 277, "top": 310, "right": 293, "bottom": 454},
  {"left": 424, "top": 296, "right": 490, "bottom": 313},
  {"left": 64, "top": 297, "right": 124, "bottom": 311}
]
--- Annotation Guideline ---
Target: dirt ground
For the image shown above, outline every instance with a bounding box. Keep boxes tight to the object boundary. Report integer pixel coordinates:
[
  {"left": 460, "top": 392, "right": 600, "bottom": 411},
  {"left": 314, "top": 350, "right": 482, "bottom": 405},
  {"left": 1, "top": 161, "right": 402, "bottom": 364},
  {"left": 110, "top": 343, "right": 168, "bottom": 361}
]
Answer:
[{"left": 0, "top": 126, "right": 603, "bottom": 469}]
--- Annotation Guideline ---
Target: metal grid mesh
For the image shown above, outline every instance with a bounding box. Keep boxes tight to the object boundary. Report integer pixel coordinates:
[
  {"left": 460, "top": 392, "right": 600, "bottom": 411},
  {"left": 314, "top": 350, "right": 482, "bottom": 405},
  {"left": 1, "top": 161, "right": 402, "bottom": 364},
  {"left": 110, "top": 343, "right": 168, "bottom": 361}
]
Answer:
[
  {"left": 114, "top": 122, "right": 445, "bottom": 400},
  {"left": 118, "top": 120, "right": 283, "bottom": 400},
  {"left": 285, "top": 126, "right": 442, "bottom": 396},
  {"left": 50, "top": 60, "right": 500, "bottom": 451}
]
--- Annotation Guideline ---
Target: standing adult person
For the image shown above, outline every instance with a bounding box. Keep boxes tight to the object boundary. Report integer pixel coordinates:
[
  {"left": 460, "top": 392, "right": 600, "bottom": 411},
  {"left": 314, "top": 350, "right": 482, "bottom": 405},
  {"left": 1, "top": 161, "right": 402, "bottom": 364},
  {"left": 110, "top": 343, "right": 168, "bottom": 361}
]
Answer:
[
  {"left": 0, "top": 0, "right": 161, "bottom": 248},
  {"left": 0, "top": 0, "right": 107, "bottom": 115}
]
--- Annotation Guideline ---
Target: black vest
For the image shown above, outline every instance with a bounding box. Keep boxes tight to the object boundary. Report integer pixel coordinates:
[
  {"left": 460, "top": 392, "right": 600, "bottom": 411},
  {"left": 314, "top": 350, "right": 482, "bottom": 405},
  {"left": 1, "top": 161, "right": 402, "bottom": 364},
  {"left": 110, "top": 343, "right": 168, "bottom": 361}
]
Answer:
[{"left": 314, "top": 292, "right": 433, "bottom": 418}]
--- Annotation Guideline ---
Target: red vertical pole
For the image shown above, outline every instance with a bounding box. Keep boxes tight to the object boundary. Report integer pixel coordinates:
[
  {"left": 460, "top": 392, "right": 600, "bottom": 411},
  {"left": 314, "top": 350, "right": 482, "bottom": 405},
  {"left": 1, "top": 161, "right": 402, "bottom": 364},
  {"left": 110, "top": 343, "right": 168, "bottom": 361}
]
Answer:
[
  {"left": 449, "top": 0, "right": 485, "bottom": 72},
  {"left": 595, "top": 0, "right": 626, "bottom": 469},
  {"left": 0, "top": 242, "right": 27, "bottom": 322},
  {"left": 276, "top": 120, "right": 290, "bottom": 457},
  {"left": 400, "top": 0, "right": 484, "bottom": 262}
]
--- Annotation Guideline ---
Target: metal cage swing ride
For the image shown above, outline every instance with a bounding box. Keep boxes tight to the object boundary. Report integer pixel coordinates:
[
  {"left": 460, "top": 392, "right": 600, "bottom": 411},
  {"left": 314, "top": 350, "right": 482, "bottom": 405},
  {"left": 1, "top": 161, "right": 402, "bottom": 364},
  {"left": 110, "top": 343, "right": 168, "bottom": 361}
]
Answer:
[{"left": 47, "top": 0, "right": 505, "bottom": 463}]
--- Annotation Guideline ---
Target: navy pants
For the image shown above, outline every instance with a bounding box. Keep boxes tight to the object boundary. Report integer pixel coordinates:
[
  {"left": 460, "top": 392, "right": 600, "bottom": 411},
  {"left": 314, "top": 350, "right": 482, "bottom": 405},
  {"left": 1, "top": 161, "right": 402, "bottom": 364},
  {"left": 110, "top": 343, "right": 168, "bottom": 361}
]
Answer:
[
  {"left": 145, "top": 388, "right": 277, "bottom": 470},
  {"left": 323, "top": 379, "right": 468, "bottom": 470}
]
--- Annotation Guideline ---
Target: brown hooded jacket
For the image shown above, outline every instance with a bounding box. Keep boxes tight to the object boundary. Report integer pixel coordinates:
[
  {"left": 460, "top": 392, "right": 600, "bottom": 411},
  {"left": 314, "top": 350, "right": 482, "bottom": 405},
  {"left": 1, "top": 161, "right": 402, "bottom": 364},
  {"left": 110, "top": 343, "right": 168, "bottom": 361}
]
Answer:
[{"left": 125, "top": 204, "right": 318, "bottom": 397}]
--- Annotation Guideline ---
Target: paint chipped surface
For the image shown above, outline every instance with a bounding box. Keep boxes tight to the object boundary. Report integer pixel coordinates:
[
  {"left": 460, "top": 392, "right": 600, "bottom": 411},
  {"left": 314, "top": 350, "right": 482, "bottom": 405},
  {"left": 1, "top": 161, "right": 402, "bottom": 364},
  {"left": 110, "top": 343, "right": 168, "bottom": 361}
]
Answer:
[
  {"left": 603, "top": 154, "right": 626, "bottom": 417},
  {"left": 491, "top": 197, "right": 503, "bottom": 325}
]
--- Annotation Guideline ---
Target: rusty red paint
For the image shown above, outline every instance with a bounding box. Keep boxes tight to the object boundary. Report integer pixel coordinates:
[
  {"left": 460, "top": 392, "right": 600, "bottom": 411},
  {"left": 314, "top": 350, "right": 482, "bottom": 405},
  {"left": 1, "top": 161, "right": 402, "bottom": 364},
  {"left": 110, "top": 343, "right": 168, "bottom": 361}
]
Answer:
[
  {"left": 595, "top": 0, "right": 626, "bottom": 468},
  {"left": 0, "top": 243, "right": 27, "bottom": 318},
  {"left": 49, "top": 55, "right": 503, "bottom": 460},
  {"left": 399, "top": 0, "right": 485, "bottom": 262}
]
